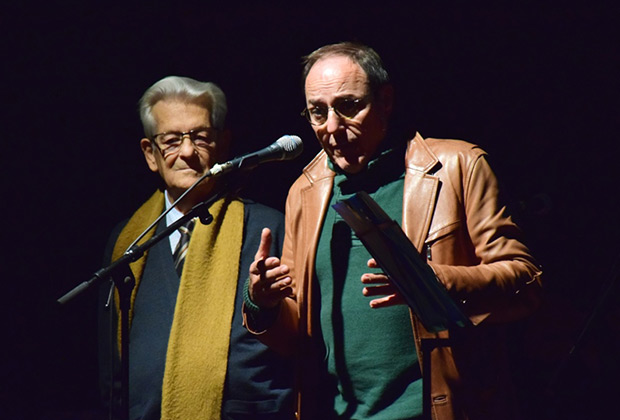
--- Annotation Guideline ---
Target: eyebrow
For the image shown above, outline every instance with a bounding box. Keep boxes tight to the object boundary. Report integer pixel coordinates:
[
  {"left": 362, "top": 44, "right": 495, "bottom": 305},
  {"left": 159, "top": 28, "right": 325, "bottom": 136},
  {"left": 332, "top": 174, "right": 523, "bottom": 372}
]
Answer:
[
  {"left": 306, "top": 98, "right": 325, "bottom": 107},
  {"left": 158, "top": 126, "right": 211, "bottom": 135},
  {"left": 307, "top": 96, "right": 360, "bottom": 106}
]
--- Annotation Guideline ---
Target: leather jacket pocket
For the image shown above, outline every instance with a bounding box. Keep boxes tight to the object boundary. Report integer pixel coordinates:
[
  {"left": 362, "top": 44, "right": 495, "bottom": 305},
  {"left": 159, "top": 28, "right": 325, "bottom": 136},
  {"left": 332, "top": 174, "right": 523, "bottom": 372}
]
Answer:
[{"left": 423, "top": 220, "right": 462, "bottom": 262}]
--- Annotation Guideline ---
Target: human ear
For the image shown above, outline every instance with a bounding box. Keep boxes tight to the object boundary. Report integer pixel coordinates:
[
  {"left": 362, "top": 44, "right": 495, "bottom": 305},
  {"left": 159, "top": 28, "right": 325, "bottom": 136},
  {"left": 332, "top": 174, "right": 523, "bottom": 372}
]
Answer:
[{"left": 140, "top": 137, "right": 159, "bottom": 172}]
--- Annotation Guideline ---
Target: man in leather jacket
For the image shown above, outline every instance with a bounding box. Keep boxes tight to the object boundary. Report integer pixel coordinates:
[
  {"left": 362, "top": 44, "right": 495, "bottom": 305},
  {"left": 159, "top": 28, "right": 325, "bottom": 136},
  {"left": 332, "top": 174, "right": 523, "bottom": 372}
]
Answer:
[{"left": 243, "top": 42, "right": 543, "bottom": 420}]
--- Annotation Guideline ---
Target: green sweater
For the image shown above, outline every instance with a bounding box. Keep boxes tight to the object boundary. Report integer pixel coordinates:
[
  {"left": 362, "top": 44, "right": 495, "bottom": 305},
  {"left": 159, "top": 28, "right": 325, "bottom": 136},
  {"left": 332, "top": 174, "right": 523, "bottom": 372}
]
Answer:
[{"left": 315, "top": 146, "right": 423, "bottom": 419}]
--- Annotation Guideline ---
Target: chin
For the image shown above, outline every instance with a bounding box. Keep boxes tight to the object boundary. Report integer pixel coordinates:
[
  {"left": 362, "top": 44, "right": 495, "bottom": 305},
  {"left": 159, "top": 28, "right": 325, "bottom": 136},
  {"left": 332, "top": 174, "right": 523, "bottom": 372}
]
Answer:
[
  {"left": 335, "top": 160, "right": 366, "bottom": 174},
  {"left": 335, "top": 152, "right": 368, "bottom": 171},
  {"left": 168, "top": 176, "right": 200, "bottom": 193}
]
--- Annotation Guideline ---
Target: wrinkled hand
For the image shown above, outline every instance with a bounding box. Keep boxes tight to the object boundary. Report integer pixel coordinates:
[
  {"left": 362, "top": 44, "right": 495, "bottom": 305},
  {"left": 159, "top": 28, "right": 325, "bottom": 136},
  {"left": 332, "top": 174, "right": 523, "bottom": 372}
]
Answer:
[
  {"left": 361, "top": 258, "right": 405, "bottom": 308},
  {"left": 248, "top": 228, "right": 293, "bottom": 309}
]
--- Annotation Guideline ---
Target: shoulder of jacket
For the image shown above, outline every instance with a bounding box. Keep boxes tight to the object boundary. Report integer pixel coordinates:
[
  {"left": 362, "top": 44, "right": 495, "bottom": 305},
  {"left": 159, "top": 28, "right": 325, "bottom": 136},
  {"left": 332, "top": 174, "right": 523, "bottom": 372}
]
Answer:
[
  {"left": 409, "top": 133, "right": 487, "bottom": 172},
  {"left": 289, "top": 150, "right": 333, "bottom": 192},
  {"left": 419, "top": 135, "right": 487, "bottom": 158},
  {"left": 239, "top": 198, "right": 283, "bottom": 218}
]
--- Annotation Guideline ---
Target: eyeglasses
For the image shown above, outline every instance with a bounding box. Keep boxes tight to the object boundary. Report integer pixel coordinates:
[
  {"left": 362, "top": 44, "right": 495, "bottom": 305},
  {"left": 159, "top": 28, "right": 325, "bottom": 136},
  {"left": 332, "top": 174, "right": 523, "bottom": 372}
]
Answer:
[
  {"left": 150, "top": 127, "right": 218, "bottom": 158},
  {"left": 301, "top": 97, "right": 369, "bottom": 126}
]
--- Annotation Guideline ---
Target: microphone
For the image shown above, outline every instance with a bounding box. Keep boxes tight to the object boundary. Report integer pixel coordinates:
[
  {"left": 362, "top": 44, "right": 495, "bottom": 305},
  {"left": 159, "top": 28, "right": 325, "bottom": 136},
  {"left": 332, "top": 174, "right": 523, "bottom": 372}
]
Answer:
[{"left": 208, "top": 135, "right": 303, "bottom": 176}]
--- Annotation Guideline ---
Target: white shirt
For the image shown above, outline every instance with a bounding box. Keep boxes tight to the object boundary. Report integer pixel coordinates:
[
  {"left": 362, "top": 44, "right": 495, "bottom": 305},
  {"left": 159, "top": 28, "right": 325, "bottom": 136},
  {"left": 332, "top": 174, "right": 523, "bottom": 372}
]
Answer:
[{"left": 164, "top": 190, "right": 184, "bottom": 253}]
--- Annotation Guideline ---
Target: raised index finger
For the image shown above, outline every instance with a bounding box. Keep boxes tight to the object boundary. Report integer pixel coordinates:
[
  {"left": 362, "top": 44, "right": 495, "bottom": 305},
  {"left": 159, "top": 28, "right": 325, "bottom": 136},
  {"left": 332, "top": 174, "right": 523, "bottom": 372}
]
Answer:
[{"left": 254, "top": 227, "right": 273, "bottom": 262}]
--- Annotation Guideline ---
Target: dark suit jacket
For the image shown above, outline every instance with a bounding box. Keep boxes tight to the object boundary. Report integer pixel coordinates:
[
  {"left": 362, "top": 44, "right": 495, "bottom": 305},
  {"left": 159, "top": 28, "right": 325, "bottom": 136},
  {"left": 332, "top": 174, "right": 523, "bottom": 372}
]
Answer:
[{"left": 99, "top": 198, "right": 294, "bottom": 420}]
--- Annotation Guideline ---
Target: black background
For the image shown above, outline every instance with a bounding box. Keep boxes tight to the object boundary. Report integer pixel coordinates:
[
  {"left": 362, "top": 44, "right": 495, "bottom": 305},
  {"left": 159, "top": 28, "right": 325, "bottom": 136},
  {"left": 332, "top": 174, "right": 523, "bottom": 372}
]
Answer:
[{"left": 2, "top": 2, "right": 619, "bottom": 419}]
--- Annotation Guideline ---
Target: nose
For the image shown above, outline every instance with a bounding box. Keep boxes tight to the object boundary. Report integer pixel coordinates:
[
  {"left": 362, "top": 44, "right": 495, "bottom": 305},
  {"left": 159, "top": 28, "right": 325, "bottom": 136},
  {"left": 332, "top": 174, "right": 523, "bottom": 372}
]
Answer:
[
  {"left": 325, "top": 108, "right": 343, "bottom": 134},
  {"left": 178, "top": 135, "right": 196, "bottom": 157}
]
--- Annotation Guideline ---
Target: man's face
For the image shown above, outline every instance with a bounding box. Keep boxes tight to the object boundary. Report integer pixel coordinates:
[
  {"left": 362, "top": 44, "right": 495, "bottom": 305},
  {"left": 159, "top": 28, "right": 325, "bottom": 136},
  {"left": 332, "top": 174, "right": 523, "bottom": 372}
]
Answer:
[
  {"left": 141, "top": 99, "right": 226, "bottom": 209},
  {"left": 304, "top": 55, "right": 392, "bottom": 174}
]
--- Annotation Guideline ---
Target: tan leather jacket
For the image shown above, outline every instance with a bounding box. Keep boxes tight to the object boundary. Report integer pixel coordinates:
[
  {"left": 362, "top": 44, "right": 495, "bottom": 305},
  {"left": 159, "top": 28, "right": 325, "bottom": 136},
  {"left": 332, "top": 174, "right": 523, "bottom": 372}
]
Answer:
[{"left": 246, "top": 133, "right": 543, "bottom": 420}]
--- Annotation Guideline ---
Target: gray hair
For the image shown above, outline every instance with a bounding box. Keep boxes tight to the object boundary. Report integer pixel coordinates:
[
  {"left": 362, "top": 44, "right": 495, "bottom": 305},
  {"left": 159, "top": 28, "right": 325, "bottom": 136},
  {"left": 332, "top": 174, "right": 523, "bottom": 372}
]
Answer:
[
  {"left": 301, "top": 42, "right": 390, "bottom": 98},
  {"left": 139, "top": 75, "right": 227, "bottom": 138}
]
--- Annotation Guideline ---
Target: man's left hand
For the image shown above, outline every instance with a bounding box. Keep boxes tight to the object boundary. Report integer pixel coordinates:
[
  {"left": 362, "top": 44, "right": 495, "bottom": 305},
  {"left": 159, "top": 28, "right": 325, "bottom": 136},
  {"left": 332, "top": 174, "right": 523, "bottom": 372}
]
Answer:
[{"left": 361, "top": 258, "right": 405, "bottom": 308}]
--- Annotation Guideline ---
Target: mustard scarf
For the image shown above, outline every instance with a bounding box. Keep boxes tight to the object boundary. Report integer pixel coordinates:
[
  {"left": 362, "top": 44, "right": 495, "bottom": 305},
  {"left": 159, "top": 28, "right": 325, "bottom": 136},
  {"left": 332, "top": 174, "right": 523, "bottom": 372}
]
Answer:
[{"left": 112, "top": 190, "right": 244, "bottom": 419}]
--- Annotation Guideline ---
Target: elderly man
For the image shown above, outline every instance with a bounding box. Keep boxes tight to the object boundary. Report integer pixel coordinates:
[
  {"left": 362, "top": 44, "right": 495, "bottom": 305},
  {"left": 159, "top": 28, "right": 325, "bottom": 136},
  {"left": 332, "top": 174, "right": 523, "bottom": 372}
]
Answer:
[
  {"left": 98, "top": 76, "right": 293, "bottom": 420},
  {"left": 244, "top": 43, "right": 543, "bottom": 419}
]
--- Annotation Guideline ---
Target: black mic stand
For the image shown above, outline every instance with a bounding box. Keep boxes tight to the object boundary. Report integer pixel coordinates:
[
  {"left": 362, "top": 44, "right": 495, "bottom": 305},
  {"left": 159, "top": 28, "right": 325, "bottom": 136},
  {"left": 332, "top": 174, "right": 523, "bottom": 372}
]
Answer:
[{"left": 57, "top": 188, "right": 225, "bottom": 420}]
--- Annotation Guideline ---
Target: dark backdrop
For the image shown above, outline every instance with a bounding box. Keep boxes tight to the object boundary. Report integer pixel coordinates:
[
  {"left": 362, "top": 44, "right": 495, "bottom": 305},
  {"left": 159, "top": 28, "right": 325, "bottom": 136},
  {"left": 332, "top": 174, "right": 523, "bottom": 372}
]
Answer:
[{"left": 2, "top": 2, "right": 619, "bottom": 419}]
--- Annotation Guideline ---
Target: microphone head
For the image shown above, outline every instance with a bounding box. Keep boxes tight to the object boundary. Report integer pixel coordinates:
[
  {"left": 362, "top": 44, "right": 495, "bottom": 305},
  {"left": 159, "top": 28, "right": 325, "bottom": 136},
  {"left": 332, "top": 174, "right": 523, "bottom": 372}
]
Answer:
[{"left": 275, "top": 135, "right": 304, "bottom": 160}]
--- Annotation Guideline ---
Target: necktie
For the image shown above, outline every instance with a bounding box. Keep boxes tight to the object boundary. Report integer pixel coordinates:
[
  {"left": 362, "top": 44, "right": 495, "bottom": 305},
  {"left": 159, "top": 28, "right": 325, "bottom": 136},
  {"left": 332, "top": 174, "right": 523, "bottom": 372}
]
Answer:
[{"left": 172, "top": 218, "right": 196, "bottom": 276}]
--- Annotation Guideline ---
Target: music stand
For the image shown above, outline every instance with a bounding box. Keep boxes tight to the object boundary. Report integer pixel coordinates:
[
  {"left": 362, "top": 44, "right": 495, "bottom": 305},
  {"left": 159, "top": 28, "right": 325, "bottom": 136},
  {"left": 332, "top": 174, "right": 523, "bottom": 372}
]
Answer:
[{"left": 333, "top": 191, "right": 470, "bottom": 420}]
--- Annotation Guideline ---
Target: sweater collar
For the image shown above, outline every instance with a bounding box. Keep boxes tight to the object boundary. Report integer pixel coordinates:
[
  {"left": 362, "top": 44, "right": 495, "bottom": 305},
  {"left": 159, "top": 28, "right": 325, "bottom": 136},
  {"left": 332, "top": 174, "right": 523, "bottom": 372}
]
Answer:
[{"left": 330, "top": 139, "right": 406, "bottom": 195}]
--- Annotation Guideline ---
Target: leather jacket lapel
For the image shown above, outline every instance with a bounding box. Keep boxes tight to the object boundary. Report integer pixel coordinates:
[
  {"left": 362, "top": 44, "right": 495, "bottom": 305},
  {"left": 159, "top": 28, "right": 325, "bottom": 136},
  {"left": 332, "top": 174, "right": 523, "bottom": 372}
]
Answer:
[
  {"left": 299, "top": 153, "right": 335, "bottom": 336},
  {"left": 402, "top": 133, "right": 441, "bottom": 253}
]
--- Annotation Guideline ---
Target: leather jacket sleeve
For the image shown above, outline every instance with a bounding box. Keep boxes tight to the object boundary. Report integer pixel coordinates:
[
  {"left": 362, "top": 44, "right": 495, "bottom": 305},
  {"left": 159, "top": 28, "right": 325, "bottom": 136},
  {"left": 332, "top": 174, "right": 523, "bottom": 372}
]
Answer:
[{"left": 425, "top": 151, "right": 543, "bottom": 325}]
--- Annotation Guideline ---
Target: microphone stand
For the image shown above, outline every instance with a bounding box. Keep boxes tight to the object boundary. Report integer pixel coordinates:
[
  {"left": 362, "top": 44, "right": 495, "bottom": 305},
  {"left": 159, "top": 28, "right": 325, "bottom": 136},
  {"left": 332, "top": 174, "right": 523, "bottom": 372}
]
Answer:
[
  {"left": 57, "top": 144, "right": 273, "bottom": 419},
  {"left": 57, "top": 182, "right": 228, "bottom": 420}
]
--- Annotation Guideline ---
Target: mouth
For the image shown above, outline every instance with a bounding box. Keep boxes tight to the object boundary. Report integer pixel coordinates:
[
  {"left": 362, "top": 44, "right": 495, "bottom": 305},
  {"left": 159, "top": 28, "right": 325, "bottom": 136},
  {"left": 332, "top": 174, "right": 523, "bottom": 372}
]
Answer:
[
  {"left": 175, "top": 167, "right": 208, "bottom": 179},
  {"left": 332, "top": 143, "right": 359, "bottom": 157},
  {"left": 177, "top": 167, "right": 200, "bottom": 173}
]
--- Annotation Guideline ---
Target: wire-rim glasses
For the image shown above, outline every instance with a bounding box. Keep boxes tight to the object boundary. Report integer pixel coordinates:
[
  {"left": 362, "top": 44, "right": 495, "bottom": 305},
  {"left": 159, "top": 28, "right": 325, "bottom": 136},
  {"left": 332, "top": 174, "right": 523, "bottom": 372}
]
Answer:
[
  {"left": 150, "top": 127, "right": 218, "bottom": 158},
  {"left": 301, "top": 97, "right": 369, "bottom": 126}
]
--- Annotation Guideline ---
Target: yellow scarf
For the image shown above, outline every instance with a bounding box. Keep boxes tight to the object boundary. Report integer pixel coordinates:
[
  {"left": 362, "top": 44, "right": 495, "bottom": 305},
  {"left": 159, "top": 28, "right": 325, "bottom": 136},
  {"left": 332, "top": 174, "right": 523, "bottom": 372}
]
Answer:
[{"left": 112, "top": 190, "right": 244, "bottom": 419}]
